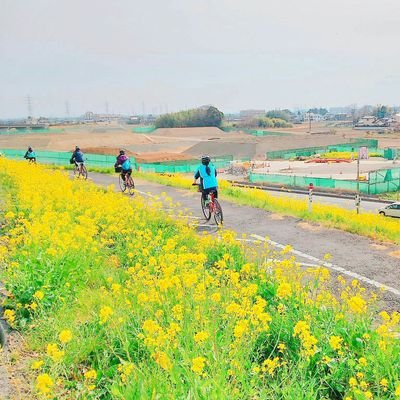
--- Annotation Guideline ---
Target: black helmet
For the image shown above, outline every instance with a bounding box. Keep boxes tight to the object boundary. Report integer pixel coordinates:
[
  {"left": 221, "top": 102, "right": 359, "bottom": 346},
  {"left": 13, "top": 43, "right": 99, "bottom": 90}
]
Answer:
[
  {"left": 75, "top": 146, "right": 80, "bottom": 151},
  {"left": 201, "top": 155, "right": 210, "bottom": 165},
  {"left": 28, "top": 146, "right": 33, "bottom": 151},
  {"left": 119, "top": 149, "right": 125, "bottom": 155}
]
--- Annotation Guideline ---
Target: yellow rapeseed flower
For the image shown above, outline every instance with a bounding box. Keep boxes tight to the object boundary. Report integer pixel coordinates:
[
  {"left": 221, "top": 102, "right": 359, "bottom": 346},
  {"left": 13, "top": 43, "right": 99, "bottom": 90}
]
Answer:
[
  {"left": 33, "top": 290, "right": 45, "bottom": 300},
  {"left": 153, "top": 352, "right": 172, "bottom": 371},
  {"left": 191, "top": 357, "right": 206, "bottom": 376},
  {"left": 329, "top": 335, "right": 343, "bottom": 351},
  {"left": 36, "top": 373, "right": 54, "bottom": 395},
  {"left": 347, "top": 296, "right": 367, "bottom": 314},
  {"left": 58, "top": 329, "right": 73, "bottom": 344},
  {"left": 276, "top": 282, "right": 292, "bottom": 299},
  {"left": 84, "top": 369, "right": 97, "bottom": 380},
  {"left": 3, "top": 309, "right": 16, "bottom": 325},
  {"left": 31, "top": 360, "right": 44, "bottom": 370},
  {"left": 194, "top": 331, "right": 210, "bottom": 343},
  {"left": 99, "top": 306, "right": 113, "bottom": 324},
  {"left": 358, "top": 357, "right": 367, "bottom": 367},
  {"left": 46, "top": 343, "right": 65, "bottom": 362}
]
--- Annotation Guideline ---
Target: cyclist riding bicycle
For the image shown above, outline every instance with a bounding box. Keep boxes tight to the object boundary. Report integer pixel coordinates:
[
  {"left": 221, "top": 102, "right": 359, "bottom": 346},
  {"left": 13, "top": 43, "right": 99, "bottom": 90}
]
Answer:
[
  {"left": 24, "top": 146, "right": 36, "bottom": 162},
  {"left": 114, "top": 150, "right": 132, "bottom": 181},
  {"left": 193, "top": 155, "right": 218, "bottom": 205},
  {"left": 70, "top": 146, "right": 85, "bottom": 166}
]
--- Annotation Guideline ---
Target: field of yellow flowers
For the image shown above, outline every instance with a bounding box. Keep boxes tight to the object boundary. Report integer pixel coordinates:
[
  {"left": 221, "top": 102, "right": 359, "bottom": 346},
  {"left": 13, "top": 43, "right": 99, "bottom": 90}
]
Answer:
[
  {"left": 136, "top": 172, "right": 400, "bottom": 245},
  {"left": 1, "top": 159, "right": 400, "bottom": 399}
]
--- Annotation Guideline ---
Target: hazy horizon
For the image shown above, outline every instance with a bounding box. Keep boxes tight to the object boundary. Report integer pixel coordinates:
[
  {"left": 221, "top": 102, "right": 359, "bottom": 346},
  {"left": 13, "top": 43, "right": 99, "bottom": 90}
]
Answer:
[{"left": 1, "top": 0, "right": 399, "bottom": 118}]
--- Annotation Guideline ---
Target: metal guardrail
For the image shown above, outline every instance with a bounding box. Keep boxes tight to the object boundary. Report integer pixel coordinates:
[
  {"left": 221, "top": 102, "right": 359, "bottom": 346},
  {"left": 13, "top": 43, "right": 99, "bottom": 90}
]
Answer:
[{"left": 228, "top": 180, "right": 394, "bottom": 204}]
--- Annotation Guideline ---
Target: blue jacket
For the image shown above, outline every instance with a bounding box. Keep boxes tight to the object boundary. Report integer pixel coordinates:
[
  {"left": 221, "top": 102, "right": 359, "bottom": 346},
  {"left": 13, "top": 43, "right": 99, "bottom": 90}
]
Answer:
[
  {"left": 72, "top": 150, "right": 84, "bottom": 163},
  {"left": 195, "top": 164, "right": 218, "bottom": 189}
]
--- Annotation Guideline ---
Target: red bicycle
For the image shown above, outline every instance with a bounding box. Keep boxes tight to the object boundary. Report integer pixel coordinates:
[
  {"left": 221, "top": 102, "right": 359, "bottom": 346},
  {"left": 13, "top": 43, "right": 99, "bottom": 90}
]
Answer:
[{"left": 193, "top": 184, "right": 223, "bottom": 225}]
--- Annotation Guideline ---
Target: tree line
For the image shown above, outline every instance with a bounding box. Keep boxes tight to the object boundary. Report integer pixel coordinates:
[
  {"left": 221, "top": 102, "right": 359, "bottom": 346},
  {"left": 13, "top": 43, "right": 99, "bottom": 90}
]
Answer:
[{"left": 155, "top": 106, "right": 224, "bottom": 128}]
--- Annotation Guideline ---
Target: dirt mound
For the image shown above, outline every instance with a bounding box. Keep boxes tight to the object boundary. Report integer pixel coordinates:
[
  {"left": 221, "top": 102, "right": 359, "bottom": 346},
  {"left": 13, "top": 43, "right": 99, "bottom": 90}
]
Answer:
[
  {"left": 84, "top": 147, "right": 135, "bottom": 156},
  {"left": 185, "top": 142, "right": 256, "bottom": 159},
  {"left": 133, "top": 152, "right": 195, "bottom": 163},
  {"left": 153, "top": 127, "right": 225, "bottom": 138}
]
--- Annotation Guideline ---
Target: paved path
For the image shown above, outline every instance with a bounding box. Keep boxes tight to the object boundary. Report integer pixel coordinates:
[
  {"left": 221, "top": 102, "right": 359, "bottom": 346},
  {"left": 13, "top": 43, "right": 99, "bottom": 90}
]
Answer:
[{"left": 88, "top": 172, "right": 400, "bottom": 310}]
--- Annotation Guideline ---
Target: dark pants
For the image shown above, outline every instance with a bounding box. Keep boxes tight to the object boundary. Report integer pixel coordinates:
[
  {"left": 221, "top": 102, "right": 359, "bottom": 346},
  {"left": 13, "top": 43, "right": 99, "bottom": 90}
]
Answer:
[
  {"left": 202, "top": 187, "right": 218, "bottom": 201},
  {"left": 121, "top": 169, "right": 132, "bottom": 180}
]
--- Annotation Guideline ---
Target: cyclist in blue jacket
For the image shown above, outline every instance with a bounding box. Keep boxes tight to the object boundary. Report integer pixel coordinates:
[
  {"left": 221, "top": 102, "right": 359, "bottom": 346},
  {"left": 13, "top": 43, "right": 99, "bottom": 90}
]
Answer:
[
  {"left": 115, "top": 150, "right": 132, "bottom": 181},
  {"left": 193, "top": 155, "right": 218, "bottom": 203},
  {"left": 24, "top": 146, "right": 36, "bottom": 162},
  {"left": 70, "top": 146, "right": 85, "bottom": 165}
]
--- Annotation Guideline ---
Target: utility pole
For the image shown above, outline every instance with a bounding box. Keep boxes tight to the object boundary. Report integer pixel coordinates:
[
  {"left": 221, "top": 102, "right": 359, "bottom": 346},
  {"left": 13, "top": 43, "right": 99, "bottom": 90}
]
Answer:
[
  {"left": 65, "top": 101, "right": 70, "bottom": 119},
  {"left": 308, "top": 183, "right": 314, "bottom": 213},
  {"left": 26, "top": 95, "right": 33, "bottom": 118}
]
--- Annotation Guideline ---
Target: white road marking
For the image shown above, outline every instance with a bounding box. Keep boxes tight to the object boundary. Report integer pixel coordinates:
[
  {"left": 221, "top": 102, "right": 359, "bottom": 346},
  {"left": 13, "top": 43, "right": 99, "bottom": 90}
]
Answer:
[{"left": 251, "top": 234, "right": 400, "bottom": 297}]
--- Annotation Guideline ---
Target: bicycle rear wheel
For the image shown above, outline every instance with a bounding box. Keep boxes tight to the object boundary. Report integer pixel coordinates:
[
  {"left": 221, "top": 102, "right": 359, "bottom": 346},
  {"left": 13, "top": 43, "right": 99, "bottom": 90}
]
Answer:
[
  {"left": 80, "top": 165, "right": 88, "bottom": 180},
  {"left": 119, "top": 174, "right": 127, "bottom": 192},
  {"left": 213, "top": 199, "right": 223, "bottom": 225},
  {"left": 126, "top": 176, "right": 135, "bottom": 196},
  {"left": 201, "top": 196, "right": 211, "bottom": 220}
]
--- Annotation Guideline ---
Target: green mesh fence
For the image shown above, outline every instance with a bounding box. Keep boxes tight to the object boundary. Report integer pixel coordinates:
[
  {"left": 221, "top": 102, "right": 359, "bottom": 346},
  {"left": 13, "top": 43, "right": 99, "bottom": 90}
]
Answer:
[
  {"left": 0, "top": 149, "right": 234, "bottom": 173},
  {"left": 249, "top": 167, "right": 400, "bottom": 194},
  {"left": 384, "top": 148, "right": 398, "bottom": 160},
  {"left": 266, "top": 139, "right": 379, "bottom": 160},
  {"left": 220, "top": 127, "right": 289, "bottom": 136},
  {"left": 0, "top": 128, "right": 64, "bottom": 135},
  {"left": 137, "top": 156, "right": 233, "bottom": 173},
  {"left": 0, "top": 149, "right": 129, "bottom": 168},
  {"left": 132, "top": 126, "right": 156, "bottom": 133}
]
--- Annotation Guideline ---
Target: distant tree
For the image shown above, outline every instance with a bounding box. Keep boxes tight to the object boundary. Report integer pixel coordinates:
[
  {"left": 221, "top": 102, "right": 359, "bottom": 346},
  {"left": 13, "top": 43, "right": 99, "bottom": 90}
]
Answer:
[
  {"left": 307, "top": 108, "right": 328, "bottom": 116},
  {"left": 265, "top": 110, "right": 292, "bottom": 122},
  {"left": 204, "top": 106, "right": 224, "bottom": 127},
  {"left": 374, "top": 105, "right": 391, "bottom": 119},
  {"left": 237, "top": 117, "right": 292, "bottom": 129},
  {"left": 155, "top": 106, "right": 224, "bottom": 128}
]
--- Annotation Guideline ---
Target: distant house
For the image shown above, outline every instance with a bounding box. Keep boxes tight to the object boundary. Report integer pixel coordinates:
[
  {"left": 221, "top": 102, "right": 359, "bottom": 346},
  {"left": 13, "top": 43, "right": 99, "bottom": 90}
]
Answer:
[
  {"left": 304, "top": 112, "right": 323, "bottom": 122},
  {"left": 354, "top": 115, "right": 390, "bottom": 129},
  {"left": 356, "top": 116, "right": 377, "bottom": 126},
  {"left": 126, "top": 116, "right": 140, "bottom": 125}
]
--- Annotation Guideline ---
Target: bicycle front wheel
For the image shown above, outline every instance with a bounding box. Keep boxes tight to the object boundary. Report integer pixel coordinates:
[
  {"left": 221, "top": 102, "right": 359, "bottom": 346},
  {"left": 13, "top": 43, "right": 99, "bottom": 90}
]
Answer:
[
  {"left": 201, "top": 196, "right": 211, "bottom": 220},
  {"left": 127, "top": 176, "right": 135, "bottom": 196},
  {"left": 119, "top": 174, "right": 127, "bottom": 192},
  {"left": 213, "top": 199, "right": 223, "bottom": 225}
]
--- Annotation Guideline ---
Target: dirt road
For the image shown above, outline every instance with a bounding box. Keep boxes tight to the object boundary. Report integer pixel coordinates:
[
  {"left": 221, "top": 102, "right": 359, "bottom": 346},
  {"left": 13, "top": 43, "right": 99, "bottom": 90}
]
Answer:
[{"left": 89, "top": 172, "right": 400, "bottom": 310}]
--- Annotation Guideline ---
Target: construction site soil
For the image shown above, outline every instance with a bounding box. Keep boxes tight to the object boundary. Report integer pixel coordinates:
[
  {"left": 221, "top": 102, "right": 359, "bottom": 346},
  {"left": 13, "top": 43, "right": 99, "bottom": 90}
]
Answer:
[{"left": 0, "top": 123, "right": 398, "bottom": 162}]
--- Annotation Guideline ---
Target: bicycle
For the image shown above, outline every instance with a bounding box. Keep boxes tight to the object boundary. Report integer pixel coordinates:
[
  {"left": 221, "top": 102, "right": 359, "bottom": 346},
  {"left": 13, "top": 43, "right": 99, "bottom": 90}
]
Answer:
[
  {"left": 73, "top": 162, "right": 88, "bottom": 180},
  {"left": 193, "top": 184, "right": 223, "bottom": 225},
  {"left": 116, "top": 167, "right": 135, "bottom": 196}
]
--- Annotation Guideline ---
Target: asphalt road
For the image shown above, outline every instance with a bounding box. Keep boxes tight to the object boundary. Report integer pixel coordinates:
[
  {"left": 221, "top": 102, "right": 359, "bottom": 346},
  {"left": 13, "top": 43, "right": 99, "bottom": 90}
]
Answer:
[{"left": 88, "top": 172, "right": 400, "bottom": 311}]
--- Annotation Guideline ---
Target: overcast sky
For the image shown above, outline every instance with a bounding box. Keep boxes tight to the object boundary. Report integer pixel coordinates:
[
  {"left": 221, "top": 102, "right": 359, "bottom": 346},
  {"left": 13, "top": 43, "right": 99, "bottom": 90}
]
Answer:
[{"left": 1, "top": 0, "right": 399, "bottom": 118}]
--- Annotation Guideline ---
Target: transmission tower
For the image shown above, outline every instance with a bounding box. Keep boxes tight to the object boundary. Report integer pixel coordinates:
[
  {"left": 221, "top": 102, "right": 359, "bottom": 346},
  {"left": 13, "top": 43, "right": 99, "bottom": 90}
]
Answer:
[
  {"left": 26, "top": 95, "right": 33, "bottom": 117},
  {"left": 65, "top": 101, "right": 70, "bottom": 118}
]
